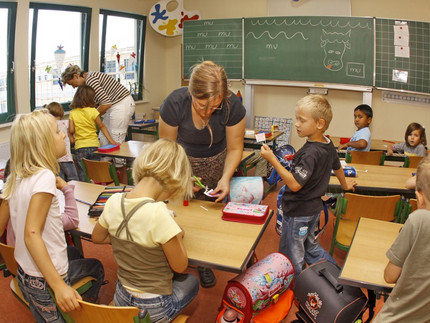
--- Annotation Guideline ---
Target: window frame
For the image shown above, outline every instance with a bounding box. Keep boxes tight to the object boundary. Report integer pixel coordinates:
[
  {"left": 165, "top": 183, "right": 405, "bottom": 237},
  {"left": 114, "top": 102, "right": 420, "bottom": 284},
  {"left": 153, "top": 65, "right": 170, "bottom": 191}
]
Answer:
[
  {"left": 99, "top": 9, "right": 146, "bottom": 101},
  {"left": 29, "top": 3, "right": 92, "bottom": 111},
  {"left": 0, "top": 2, "right": 17, "bottom": 123}
]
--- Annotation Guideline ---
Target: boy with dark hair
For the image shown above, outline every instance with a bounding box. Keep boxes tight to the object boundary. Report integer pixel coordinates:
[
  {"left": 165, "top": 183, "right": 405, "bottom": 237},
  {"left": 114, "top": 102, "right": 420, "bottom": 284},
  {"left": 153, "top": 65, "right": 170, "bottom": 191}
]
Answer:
[
  {"left": 261, "top": 95, "right": 356, "bottom": 276},
  {"left": 374, "top": 156, "right": 430, "bottom": 322},
  {"left": 338, "top": 104, "right": 373, "bottom": 152}
]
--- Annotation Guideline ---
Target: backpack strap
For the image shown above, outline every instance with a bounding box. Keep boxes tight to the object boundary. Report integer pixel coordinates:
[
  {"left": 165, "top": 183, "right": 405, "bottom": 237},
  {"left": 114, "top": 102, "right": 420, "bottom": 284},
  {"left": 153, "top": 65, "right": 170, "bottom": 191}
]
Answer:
[{"left": 115, "top": 193, "right": 154, "bottom": 241}]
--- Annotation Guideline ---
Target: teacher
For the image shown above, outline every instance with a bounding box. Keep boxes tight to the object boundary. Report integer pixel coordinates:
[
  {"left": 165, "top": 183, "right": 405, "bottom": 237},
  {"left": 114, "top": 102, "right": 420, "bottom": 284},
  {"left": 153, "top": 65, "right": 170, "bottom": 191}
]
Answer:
[
  {"left": 159, "top": 61, "right": 246, "bottom": 288},
  {"left": 61, "top": 65, "right": 135, "bottom": 165},
  {"left": 159, "top": 61, "right": 246, "bottom": 203}
]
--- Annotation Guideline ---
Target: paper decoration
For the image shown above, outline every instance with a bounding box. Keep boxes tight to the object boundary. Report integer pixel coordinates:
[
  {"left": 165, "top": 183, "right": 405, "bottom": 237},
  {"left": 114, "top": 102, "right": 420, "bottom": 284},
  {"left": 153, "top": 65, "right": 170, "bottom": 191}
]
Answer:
[
  {"left": 149, "top": 0, "right": 200, "bottom": 37},
  {"left": 45, "top": 65, "right": 52, "bottom": 74},
  {"left": 116, "top": 52, "right": 120, "bottom": 64},
  {"left": 394, "top": 23, "right": 410, "bottom": 58},
  {"left": 54, "top": 45, "right": 66, "bottom": 74},
  {"left": 392, "top": 69, "right": 408, "bottom": 83},
  {"left": 395, "top": 46, "right": 410, "bottom": 58}
]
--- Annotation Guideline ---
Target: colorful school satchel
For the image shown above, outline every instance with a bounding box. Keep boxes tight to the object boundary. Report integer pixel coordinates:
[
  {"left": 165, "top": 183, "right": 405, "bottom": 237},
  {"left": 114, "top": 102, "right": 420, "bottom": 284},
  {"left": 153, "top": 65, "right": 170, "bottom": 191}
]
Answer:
[{"left": 217, "top": 252, "right": 295, "bottom": 323}]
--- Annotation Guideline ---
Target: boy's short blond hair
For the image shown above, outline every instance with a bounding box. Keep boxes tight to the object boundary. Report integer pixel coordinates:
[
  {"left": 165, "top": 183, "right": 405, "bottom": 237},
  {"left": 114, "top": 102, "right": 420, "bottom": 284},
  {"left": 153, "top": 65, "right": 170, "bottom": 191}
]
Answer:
[
  {"left": 416, "top": 156, "right": 430, "bottom": 201},
  {"left": 296, "top": 95, "right": 333, "bottom": 131},
  {"left": 132, "top": 139, "right": 193, "bottom": 200}
]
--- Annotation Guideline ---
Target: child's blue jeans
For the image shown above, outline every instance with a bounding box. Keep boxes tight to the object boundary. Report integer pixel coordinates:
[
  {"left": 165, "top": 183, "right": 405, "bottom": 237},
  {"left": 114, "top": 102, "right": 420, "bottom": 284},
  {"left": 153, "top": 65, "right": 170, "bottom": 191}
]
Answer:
[
  {"left": 279, "top": 212, "right": 337, "bottom": 277},
  {"left": 114, "top": 273, "right": 199, "bottom": 322},
  {"left": 17, "top": 248, "right": 104, "bottom": 323}
]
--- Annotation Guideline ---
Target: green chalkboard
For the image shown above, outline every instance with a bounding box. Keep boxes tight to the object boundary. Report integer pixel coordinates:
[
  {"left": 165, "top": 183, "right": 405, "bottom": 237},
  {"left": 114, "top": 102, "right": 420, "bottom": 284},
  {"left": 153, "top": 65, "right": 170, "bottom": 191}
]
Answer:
[
  {"left": 375, "top": 18, "right": 430, "bottom": 94},
  {"left": 182, "top": 19, "right": 242, "bottom": 80},
  {"left": 244, "top": 16, "right": 374, "bottom": 86}
]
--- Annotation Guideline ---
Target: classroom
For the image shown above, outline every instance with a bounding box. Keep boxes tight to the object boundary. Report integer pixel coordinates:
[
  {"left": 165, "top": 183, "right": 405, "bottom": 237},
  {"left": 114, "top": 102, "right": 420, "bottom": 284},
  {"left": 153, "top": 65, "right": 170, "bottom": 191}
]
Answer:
[{"left": 0, "top": 0, "right": 430, "bottom": 322}]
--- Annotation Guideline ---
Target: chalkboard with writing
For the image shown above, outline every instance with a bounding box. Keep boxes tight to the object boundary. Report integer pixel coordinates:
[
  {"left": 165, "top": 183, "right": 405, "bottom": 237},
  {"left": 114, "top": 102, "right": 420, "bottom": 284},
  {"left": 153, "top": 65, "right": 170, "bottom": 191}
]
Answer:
[
  {"left": 375, "top": 18, "right": 430, "bottom": 94},
  {"left": 244, "top": 16, "right": 374, "bottom": 86},
  {"left": 182, "top": 19, "right": 243, "bottom": 80}
]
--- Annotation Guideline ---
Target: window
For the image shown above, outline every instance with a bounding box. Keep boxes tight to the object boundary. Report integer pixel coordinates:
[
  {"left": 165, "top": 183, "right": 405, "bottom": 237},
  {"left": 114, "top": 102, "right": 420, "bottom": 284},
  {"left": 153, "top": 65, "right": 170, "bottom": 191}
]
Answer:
[
  {"left": 0, "top": 2, "right": 16, "bottom": 123},
  {"left": 99, "top": 10, "right": 146, "bottom": 100},
  {"left": 29, "top": 3, "right": 91, "bottom": 110}
]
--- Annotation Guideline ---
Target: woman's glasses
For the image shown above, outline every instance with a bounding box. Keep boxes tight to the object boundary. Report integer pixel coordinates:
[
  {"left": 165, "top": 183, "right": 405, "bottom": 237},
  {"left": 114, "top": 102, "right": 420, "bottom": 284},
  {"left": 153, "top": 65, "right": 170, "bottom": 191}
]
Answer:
[{"left": 192, "top": 97, "right": 223, "bottom": 111}]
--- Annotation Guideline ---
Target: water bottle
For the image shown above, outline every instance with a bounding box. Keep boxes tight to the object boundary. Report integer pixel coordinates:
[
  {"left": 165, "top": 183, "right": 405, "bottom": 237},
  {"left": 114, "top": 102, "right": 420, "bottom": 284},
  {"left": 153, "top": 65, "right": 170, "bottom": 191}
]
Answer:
[{"left": 220, "top": 309, "right": 238, "bottom": 323}]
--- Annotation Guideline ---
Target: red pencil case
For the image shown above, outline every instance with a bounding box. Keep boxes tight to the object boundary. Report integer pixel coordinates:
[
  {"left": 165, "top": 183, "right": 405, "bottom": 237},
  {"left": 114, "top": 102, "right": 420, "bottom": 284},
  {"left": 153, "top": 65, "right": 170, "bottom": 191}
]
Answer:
[
  {"left": 97, "top": 144, "right": 119, "bottom": 153},
  {"left": 222, "top": 202, "right": 269, "bottom": 224}
]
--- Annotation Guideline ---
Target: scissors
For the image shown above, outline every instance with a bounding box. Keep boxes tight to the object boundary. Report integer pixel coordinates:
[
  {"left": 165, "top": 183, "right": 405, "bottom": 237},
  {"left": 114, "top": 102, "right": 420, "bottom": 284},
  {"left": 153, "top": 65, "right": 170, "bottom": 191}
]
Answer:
[{"left": 193, "top": 176, "right": 206, "bottom": 190}]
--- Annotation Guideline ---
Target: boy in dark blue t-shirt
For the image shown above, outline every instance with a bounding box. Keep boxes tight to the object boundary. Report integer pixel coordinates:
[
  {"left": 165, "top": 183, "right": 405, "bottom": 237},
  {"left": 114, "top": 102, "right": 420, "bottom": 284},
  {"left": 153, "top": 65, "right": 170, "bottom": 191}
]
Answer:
[{"left": 261, "top": 95, "right": 356, "bottom": 276}]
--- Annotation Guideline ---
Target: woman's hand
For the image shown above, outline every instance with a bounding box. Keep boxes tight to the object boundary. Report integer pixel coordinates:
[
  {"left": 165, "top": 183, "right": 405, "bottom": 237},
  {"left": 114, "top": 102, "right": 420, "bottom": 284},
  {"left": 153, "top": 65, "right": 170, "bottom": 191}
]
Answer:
[
  {"left": 213, "top": 176, "right": 229, "bottom": 202},
  {"left": 192, "top": 176, "right": 203, "bottom": 193}
]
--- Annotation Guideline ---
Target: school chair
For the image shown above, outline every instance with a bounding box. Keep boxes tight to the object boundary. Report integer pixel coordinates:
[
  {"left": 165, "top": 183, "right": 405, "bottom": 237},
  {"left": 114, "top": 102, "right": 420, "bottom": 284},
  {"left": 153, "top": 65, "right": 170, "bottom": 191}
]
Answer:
[
  {"left": 345, "top": 150, "right": 385, "bottom": 165},
  {"left": 0, "top": 242, "right": 96, "bottom": 310},
  {"left": 403, "top": 155, "right": 424, "bottom": 168},
  {"left": 80, "top": 158, "right": 120, "bottom": 186},
  {"left": 68, "top": 299, "right": 189, "bottom": 323},
  {"left": 330, "top": 193, "right": 402, "bottom": 255}
]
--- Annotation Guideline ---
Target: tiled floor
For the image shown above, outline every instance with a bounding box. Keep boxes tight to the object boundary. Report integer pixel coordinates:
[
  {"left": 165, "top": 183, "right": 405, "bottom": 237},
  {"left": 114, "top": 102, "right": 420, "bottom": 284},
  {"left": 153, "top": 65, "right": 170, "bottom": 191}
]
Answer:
[{"left": 0, "top": 181, "right": 383, "bottom": 322}]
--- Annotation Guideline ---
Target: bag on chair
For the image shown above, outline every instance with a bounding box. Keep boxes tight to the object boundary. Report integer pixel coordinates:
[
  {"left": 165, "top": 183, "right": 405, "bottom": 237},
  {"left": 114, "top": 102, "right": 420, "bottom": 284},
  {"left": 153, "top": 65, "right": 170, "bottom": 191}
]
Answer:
[{"left": 294, "top": 260, "right": 368, "bottom": 323}]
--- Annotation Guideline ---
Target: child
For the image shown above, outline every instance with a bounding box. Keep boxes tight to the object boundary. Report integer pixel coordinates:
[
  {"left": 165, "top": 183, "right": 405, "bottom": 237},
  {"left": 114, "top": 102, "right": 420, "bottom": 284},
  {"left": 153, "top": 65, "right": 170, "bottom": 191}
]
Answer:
[
  {"left": 338, "top": 104, "right": 373, "bottom": 152},
  {"left": 373, "top": 156, "right": 430, "bottom": 322},
  {"left": 46, "top": 102, "right": 79, "bottom": 182},
  {"left": 0, "top": 109, "right": 104, "bottom": 322},
  {"left": 387, "top": 122, "right": 427, "bottom": 156},
  {"left": 92, "top": 139, "right": 199, "bottom": 322},
  {"left": 68, "top": 84, "right": 119, "bottom": 181},
  {"left": 260, "top": 95, "right": 356, "bottom": 276}
]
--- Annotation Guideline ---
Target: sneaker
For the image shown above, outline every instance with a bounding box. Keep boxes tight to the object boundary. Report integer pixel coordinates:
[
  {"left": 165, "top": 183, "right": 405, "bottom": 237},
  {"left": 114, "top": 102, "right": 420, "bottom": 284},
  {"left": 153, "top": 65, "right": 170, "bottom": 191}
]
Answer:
[{"left": 197, "top": 266, "right": 216, "bottom": 288}]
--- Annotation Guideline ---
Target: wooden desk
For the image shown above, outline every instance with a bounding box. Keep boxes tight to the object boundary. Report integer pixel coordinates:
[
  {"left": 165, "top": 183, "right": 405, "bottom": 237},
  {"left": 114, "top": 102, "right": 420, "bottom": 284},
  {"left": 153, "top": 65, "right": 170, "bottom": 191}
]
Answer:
[
  {"left": 70, "top": 181, "right": 273, "bottom": 273},
  {"left": 339, "top": 217, "right": 402, "bottom": 292},
  {"left": 95, "top": 140, "right": 146, "bottom": 160},
  {"left": 330, "top": 136, "right": 402, "bottom": 151},
  {"left": 127, "top": 121, "right": 159, "bottom": 141},
  {"left": 329, "top": 163, "right": 415, "bottom": 196},
  {"left": 244, "top": 130, "right": 284, "bottom": 150}
]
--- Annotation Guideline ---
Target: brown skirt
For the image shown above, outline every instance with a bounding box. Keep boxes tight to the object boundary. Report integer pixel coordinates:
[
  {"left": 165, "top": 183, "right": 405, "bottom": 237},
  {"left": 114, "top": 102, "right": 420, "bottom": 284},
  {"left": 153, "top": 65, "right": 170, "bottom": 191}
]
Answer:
[{"left": 188, "top": 149, "right": 227, "bottom": 201}]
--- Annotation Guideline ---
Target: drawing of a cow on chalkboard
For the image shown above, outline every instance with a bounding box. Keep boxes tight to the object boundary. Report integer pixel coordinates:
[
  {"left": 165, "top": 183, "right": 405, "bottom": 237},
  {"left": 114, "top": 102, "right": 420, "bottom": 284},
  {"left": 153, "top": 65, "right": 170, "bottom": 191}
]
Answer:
[{"left": 320, "top": 29, "right": 351, "bottom": 71}]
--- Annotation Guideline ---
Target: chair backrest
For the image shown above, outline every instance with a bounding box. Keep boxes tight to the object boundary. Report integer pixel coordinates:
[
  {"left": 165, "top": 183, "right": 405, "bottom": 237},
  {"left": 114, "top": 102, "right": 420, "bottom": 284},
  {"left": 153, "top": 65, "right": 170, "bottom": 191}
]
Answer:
[
  {"left": 405, "top": 156, "right": 424, "bottom": 168},
  {"left": 342, "top": 193, "right": 401, "bottom": 222},
  {"left": 69, "top": 300, "right": 150, "bottom": 323},
  {"left": 81, "top": 158, "right": 119, "bottom": 186},
  {"left": 409, "top": 198, "right": 418, "bottom": 213},
  {"left": 347, "top": 150, "right": 385, "bottom": 165},
  {"left": 0, "top": 242, "right": 18, "bottom": 276}
]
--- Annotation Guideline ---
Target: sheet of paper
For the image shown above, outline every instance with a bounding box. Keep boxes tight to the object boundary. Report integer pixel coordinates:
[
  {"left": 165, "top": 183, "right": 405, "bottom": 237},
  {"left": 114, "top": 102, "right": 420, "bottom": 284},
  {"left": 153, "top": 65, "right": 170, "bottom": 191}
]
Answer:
[
  {"left": 255, "top": 132, "right": 266, "bottom": 143},
  {"left": 392, "top": 69, "right": 408, "bottom": 83},
  {"left": 395, "top": 45, "right": 410, "bottom": 58},
  {"left": 393, "top": 25, "right": 409, "bottom": 46}
]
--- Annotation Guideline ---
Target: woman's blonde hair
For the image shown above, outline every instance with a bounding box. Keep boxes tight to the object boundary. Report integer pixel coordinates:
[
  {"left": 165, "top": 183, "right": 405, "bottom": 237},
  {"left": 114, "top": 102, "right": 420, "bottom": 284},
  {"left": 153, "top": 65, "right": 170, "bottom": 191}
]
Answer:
[
  {"left": 61, "top": 65, "right": 84, "bottom": 86},
  {"left": 2, "top": 109, "right": 60, "bottom": 200},
  {"left": 132, "top": 139, "right": 193, "bottom": 200}
]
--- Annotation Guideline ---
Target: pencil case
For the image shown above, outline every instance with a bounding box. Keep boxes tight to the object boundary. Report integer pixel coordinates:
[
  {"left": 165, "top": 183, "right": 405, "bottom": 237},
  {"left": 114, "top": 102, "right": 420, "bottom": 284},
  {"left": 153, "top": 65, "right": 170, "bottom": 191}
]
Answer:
[
  {"left": 97, "top": 144, "right": 119, "bottom": 153},
  {"left": 88, "top": 186, "right": 133, "bottom": 217},
  {"left": 331, "top": 166, "right": 357, "bottom": 177},
  {"left": 222, "top": 202, "right": 269, "bottom": 224},
  {"left": 134, "top": 119, "right": 156, "bottom": 124}
]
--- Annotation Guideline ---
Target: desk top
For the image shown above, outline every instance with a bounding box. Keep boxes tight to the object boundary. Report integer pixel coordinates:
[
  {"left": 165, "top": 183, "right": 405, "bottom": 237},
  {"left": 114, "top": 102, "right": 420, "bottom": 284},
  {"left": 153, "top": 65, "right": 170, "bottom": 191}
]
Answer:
[
  {"left": 244, "top": 130, "right": 284, "bottom": 142},
  {"left": 128, "top": 121, "right": 159, "bottom": 128},
  {"left": 329, "top": 163, "right": 415, "bottom": 195},
  {"left": 339, "top": 217, "right": 402, "bottom": 292},
  {"left": 71, "top": 181, "right": 272, "bottom": 273},
  {"left": 330, "top": 136, "right": 402, "bottom": 151},
  {"left": 95, "top": 140, "right": 146, "bottom": 159}
]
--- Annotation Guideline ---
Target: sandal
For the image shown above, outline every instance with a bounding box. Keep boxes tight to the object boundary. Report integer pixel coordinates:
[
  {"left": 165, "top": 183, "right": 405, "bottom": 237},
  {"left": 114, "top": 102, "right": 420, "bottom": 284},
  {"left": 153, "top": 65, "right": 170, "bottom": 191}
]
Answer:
[{"left": 197, "top": 266, "right": 216, "bottom": 288}]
